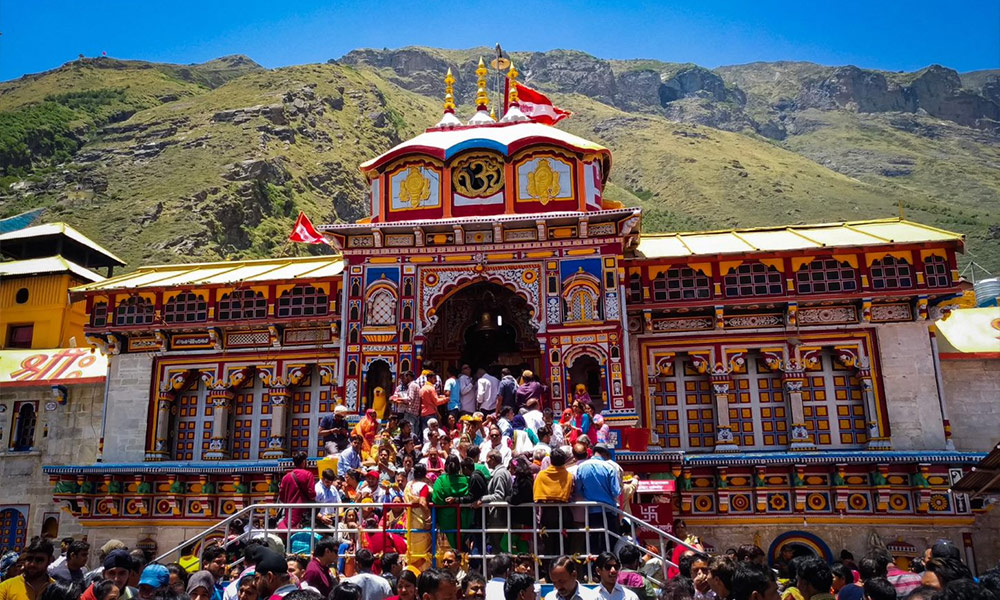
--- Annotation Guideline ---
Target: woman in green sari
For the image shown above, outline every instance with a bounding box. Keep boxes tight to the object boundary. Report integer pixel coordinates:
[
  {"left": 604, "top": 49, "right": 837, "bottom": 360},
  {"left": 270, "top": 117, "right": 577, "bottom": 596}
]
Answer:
[{"left": 431, "top": 454, "right": 471, "bottom": 550}]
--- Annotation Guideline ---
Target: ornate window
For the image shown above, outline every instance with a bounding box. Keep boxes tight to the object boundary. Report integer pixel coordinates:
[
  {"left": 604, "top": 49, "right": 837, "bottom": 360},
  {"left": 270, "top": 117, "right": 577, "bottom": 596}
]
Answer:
[
  {"left": 114, "top": 296, "right": 154, "bottom": 326},
  {"left": 649, "top": 356, "right": 715, "bottom": 450},
  {"left": 277, "top": 285, "right": 329, "bottom": 318},
  {"left": 230, "top": 379, "right": 271, "bottom": 460},
  {"left": 924, "top": 256, "right": 950, "bottom": 288},
  {"left": 91, "top": 302, "right": 108, "bottom": 327},
  {"left": 365, "top": 287, "right": 397, "bottom": 326},
  {"left": 870, "top": 256, "right": 913, "bottom": 290},
  {"left": 218, "top": 289, "right": 267, "bottom": 321},
  {"left": 163, "top": 292, "right": 207, "bottom": 323},
  {"left": 728, "top": 354, "right": 788, "bottom": 449},
  {"left": 795, "top": 259, "right": 858, "bottom": 294},
  {"left": 9, "top": 402, "right": 37, "bottom": 451},
  {"left": 628, "top": 273, "right": 643, "bottom": 303},
  {"left": 724, "top": 263, "right": 783, "bottom": 297},
  {"left": 800, "top": 350, "right": 867, "bottom": 448},
  {"left": 173, "top": 384, "right": 212, "bottom": 461},
  {"left": 566, "top": 287, "right": 599, "bottom": 321},
  {"left": 652, "top": 267, "right": 712, "bottom": 302}
]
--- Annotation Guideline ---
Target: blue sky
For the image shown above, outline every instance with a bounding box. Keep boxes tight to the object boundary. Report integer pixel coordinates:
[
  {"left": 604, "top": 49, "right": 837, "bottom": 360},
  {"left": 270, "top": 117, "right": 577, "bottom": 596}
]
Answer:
[{"left": 2, "top": 1, "right": 997, "bottom": 81}]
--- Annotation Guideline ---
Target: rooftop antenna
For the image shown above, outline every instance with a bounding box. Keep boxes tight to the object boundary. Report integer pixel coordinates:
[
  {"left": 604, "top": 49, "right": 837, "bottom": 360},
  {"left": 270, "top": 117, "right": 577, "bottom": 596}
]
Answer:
[{"left": 490, "top": 43, "right": 511, "bottom": 115}]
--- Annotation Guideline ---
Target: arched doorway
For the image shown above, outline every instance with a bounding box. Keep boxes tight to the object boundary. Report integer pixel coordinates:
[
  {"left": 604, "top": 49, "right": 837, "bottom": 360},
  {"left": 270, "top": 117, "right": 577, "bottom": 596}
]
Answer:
[
  {"left": 568, "top": 354, "right": 605, "bottom": 412},
  {"left": 364, "top": 360, "right": 394, "bottom": 419},
  {"left": 424, "top": 282, "right": 540, "bottom": 377},
  {"left": 41, "top": 516, "right": 59, "bottom": 540}
]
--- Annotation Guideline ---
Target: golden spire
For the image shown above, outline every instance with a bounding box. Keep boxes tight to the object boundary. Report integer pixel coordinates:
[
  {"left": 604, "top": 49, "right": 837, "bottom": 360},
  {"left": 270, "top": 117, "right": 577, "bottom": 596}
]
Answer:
[
  {"left": 475, "top": 57, "right": 489, "bottom": 111},
  {"left": 489, "top": 107, "right": 496, "bottom": 121},
  {"left": 507, "top": 61, "right": 519, "bottom": 105},
  {"left": 443, "top": 67, "right": 456, "bottom": 113}
]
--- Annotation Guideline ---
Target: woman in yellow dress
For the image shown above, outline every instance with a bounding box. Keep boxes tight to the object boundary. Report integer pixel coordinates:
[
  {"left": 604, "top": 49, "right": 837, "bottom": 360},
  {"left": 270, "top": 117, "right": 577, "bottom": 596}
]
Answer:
[{"left": 403, "top": 463, "right": 433, "bottom": 570}]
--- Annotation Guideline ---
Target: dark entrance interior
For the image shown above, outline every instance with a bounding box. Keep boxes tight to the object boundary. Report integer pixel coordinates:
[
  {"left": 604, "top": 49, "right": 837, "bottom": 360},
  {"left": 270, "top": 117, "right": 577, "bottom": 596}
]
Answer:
[
  {"left": 568, "top": 354, "right": 604, "bottom": 412},
  {"left": 424, "top": 281, "right": 540, "bottom": 377},
  {"left": 364, "top": 360, "right": 393, "bottom": 418}
]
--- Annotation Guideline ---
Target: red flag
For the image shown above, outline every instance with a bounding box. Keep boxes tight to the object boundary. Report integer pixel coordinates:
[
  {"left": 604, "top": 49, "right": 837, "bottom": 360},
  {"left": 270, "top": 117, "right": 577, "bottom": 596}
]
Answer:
[
  {"left": 514, "top": 83, "right": 571, "bottom": 125},
  {"left": 289, "top": 212, "right": 328, "bottom": 245}
]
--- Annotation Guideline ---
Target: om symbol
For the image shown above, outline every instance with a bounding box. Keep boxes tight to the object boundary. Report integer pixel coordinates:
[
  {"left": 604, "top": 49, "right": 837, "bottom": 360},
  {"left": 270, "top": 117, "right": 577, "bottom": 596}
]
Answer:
[{"left": 452, "top": 155, "right": 504, "bottom": 198}]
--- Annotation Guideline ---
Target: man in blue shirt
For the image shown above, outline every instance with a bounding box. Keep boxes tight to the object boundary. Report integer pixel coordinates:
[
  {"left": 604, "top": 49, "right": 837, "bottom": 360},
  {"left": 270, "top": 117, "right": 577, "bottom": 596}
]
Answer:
[
  {"left": 573, "top": 441, "right": 621, "bottom": 553},
  {"left": 338, "top": 435, "right": 363, "bottom": 477}
]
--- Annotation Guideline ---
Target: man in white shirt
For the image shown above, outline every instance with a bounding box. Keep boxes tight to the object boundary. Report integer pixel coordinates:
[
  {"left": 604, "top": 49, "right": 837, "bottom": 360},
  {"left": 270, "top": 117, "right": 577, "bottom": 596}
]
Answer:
[
  {"left": 546, "top": 556, "right": 599, "bottom": 600},
  {"left": 484, "top": 554, "right": 512, "bottom": 600},
  {"left": 346, "top": 549, "right": 392, "bottom": 600},
  {"left": 475, "top": 368, "right": 500, "bottom": 413},
  {"left": 522, "top": 398, "right": 545, "bottom": 432},
  {"left": 314, "top": 469, "right": 341, "bottom": 526},
  {"left": 478, "top": 427, "right": 511, "bottom": 465},
  {"left": 459, "top": 364, "right": 476, "bottom": 415},
  {"left": 595, "top": 552, "right": 639, "bottom": 600}
]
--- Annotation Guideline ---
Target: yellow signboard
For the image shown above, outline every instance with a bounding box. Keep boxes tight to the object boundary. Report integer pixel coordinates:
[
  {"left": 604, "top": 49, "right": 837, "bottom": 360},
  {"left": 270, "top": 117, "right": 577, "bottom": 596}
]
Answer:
[{"left": 0, "top": 348, "right": 108, "bottom": 386}]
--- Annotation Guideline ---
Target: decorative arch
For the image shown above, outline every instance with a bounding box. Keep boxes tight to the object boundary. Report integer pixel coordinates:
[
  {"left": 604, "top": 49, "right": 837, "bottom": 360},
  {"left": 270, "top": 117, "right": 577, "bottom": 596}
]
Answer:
[
  {"left": 562, "top": 270, "right": 602, "bottom": 322},
  {"left": 767, "top": 530, "right": 833, "bottom": 565},
  {"left": 418, "top": 264, "right": 543, "bottom": 335}
]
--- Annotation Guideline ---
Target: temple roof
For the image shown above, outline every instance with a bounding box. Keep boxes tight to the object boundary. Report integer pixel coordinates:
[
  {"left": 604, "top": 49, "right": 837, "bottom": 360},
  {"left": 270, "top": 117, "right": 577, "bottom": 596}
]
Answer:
[
  {"left": 634, "top": 218, "right": 964, "bottom": 259},
  {"left": 0, "top": 222, "right": 126, "bottom": 267},
  {"left": 0, "top": 257, "right": 106, "bottom": 283},
  {"left": 70, "top": 255, "right": 344, "bottom": 293},
  {"left": 360, "top": 121, "right": 611, "bottom": 174}
]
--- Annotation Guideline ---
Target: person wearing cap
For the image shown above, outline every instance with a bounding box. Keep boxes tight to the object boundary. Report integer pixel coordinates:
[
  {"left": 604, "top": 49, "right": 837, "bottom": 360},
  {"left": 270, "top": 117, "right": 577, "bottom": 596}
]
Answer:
[
  {"left": 356, "top": 469, "right": 381, "bottom": 501},
  {"left": 187, "top": 571, "right": 216, "bottom": 600},
  {"left": 513, "top": 371, "right": 546, "bottom": 411},
  {"left": 253, "top": 551, "right": 296, "bottom": 600},
  {"left": 137, "top": 564, "right": 170, "bottom": 600},
  {"left": 95, "top": 549, "right": 136, "bottom": 600},
  {"left": 319, "top": 405, "right": 351, "bottom": 456}
]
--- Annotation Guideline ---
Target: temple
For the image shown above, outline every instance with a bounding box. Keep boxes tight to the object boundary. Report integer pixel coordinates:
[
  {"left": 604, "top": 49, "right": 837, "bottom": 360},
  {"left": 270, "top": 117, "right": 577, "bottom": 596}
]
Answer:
[{"left": 6, "top": 60, "right": 997, "bottom": 568}]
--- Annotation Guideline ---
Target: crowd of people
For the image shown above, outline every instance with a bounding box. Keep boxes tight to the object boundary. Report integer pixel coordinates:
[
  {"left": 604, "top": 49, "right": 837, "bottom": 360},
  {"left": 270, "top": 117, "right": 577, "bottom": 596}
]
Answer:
[{"left": 1, "top": 366, "right": 997, "bottom": 600}]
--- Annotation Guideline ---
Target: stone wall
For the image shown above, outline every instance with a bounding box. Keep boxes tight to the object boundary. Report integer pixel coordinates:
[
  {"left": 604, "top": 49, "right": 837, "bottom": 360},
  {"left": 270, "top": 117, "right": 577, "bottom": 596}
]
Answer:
[
  {"left": 0, "top": 382, "right": 103, "bottom": 550},
  {"left": 940, "top": 358, "right": 1000, "bottom": 452},
  {"left": 101, "top": 353, "right": 154, "bottom": 463},
  {"left": 875, "top": 322, "right": 947, "bottom": 450}
]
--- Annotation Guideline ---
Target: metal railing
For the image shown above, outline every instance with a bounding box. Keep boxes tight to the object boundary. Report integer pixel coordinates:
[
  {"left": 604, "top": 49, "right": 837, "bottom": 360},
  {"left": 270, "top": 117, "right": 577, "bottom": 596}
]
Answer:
[{"left": 156, "top": 501, "right": 696, "bottom": 584}]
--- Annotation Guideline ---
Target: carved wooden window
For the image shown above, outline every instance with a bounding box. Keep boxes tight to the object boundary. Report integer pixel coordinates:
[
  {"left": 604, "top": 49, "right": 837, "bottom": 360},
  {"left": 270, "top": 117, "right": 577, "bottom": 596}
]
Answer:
[
  {"left": 724, "top": 263, "right": 783, "bottom": 297},
  {"left": 649, "top": 357, "right": 714, "bottom": 450},
  {"left": 653, "top": 267, "right": 712, "bottom": 301},
  {"left": 366, "top": 288, "right": 397, "bottom": 326},
  {"left": 230, "top": 379, "right": 272, "bottom": 460},
  {"left": 218, "top": 289, "right": 267, "bottom": 321},
  {"left": 91, "top": 302, "right": 108, "bottom": 327},
  {"left": 870, "top": 256, "right": 913, "bottom": 290},
  {"left": 800, "top": 350, "right": 867, "bottom": 448},
  {"left": 795, "top": 259, "right": 858, "bottom": 294},
  {"left": 9, "top": 401, "right": 37, "bottom": 451},
  {"left": 729, "top": 355, "right": 788, "bottom": 449},
  {"left": 289, "top": 367, "right": 331, "bottom": 456},
  {"left": 164, "top": 292, "right": 208, "bottom": 323},
  {"left": 277, "top": 285, "right": 329, "bottom": 318},
  {"left": 628, "top": 273, "right": 643, "bottom": 303},
  {"left": 114, "top": 296, "right": 154, "bottom": 326},
  {"left": 173, "top": 384, "right": 211, "bottom": 461},
  {"left": 924, "top": 256, "right": 950, "bottom": 288},
  {"left": 566, "top": 287, "right": 599, "bottom": 322}
]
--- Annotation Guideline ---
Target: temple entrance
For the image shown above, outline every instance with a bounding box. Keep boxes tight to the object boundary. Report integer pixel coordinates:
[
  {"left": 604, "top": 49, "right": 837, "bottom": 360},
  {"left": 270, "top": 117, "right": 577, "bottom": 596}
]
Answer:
[
  {"left": 568, "top": 354, "right": 605, "bottom": 412},
  {"left": 424, "top": 281, "right": 540, "bottom": 377},
  {"left": 364, "top": 360, "right": 393, "bottom": 418}
]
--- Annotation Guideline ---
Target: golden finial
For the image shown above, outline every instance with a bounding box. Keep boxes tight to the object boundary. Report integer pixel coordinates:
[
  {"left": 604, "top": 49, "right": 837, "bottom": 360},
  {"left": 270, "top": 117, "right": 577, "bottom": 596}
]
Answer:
[
  {"left": 489, "top": 107, "right": 496, "bottom": 121},
  {"left": 443, "top": 67, "right": 456, "bottom": 113},
  {"left": 475, "top": 57, "right": 489, "bottom": 110},
  {"left": 507, "top": 61, "right": 519, "bottom": 105}
]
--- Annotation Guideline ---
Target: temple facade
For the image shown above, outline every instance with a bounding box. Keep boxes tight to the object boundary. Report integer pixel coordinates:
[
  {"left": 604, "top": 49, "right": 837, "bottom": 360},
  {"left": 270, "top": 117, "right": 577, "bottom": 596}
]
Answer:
[{"left": 29, "top": 63, "right": 1000, "bottom": 569}]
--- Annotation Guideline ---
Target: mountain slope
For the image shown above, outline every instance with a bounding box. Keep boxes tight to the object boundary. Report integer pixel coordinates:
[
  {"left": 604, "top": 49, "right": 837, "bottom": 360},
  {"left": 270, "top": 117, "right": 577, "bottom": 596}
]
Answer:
[{"left": 1, "top": 49, "right": 998, "bottom": 271}]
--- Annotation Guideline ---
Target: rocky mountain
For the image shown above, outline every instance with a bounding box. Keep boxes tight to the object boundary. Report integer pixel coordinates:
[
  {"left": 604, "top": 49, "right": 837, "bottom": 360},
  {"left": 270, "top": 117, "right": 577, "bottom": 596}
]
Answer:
[{"left": 1, "top": 48, "right": 997, "bottom": 270}]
